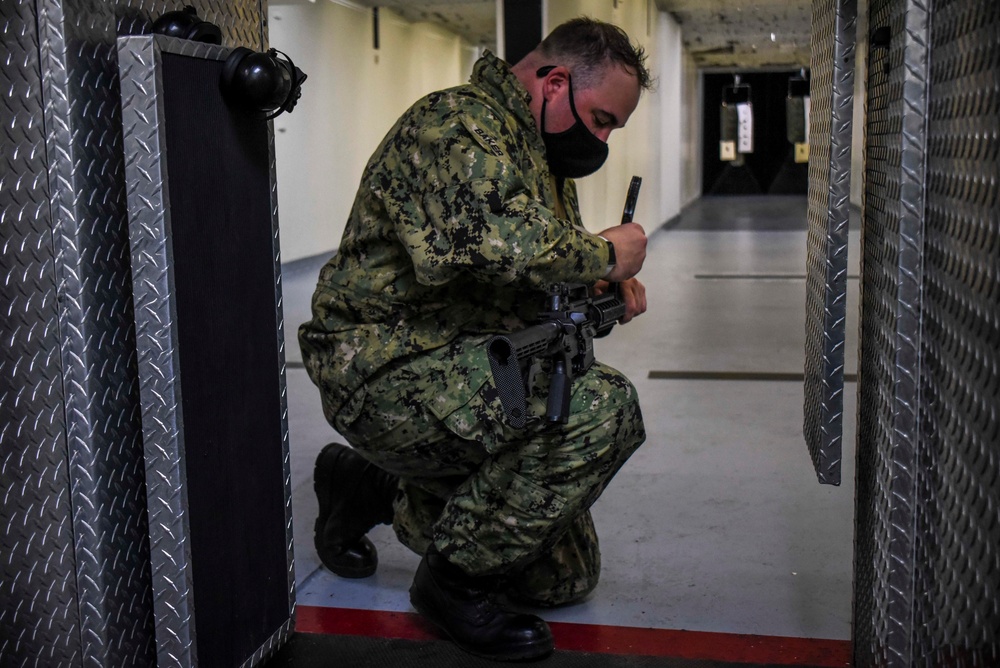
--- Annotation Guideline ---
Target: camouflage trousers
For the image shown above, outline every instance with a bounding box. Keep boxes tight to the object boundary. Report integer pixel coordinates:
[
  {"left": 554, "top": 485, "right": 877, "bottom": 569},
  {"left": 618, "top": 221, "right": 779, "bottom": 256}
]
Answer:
[{"left": 331, "top": 350, "right": 646, "bottom": 606}]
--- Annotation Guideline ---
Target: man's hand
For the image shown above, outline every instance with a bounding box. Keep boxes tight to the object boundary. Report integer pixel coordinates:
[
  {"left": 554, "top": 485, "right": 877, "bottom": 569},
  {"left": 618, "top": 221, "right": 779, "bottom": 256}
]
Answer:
[
  {"left": 617, "top": 277, "right": 646, "bottom": 322},
  {"left": 593, "top": 277, "right": 647, "bottom": 323},
  {"left": 598, "top": 222, "right": 646, "bottom": 283}
]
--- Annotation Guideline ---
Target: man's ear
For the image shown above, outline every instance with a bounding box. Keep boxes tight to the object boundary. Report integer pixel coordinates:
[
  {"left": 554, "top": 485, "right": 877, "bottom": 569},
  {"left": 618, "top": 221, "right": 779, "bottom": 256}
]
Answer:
[{"left": 540, "top": 66, "right": 570, "bottom": 101}]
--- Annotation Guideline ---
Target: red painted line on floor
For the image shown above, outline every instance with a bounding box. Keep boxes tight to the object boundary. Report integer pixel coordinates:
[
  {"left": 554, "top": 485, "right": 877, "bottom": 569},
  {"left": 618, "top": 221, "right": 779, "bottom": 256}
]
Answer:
[{"left": 296, "top": 605, "right": 851, "bottom": 666}]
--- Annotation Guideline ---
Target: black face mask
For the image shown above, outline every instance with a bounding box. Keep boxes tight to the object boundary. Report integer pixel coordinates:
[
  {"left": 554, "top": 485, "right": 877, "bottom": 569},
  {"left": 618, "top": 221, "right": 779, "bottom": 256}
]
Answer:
[{"left": 538, "top": 67, "right": 609, "bottom": 179}]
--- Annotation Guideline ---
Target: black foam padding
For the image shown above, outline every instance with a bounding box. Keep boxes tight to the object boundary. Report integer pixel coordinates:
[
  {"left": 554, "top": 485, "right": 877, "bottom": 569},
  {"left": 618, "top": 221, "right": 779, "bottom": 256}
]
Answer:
[{"left": 161, "top": 53, "right": 288, "bottom": 667}]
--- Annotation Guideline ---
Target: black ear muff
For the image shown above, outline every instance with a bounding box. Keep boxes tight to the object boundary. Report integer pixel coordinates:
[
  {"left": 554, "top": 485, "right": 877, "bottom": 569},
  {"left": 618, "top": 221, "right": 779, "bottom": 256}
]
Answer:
[
  {"left": 220, "top": 47, "right": 307, "bottom": 120},
  {"left": 152, "top": 5, "right": 222, "bottom": 44}
]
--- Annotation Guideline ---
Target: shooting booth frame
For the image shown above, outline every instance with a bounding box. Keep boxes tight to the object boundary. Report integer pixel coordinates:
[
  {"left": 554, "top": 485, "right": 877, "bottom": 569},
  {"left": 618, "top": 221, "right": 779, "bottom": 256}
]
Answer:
[{"left": 118, "top": 34, "right": 294, "bottom": 667}]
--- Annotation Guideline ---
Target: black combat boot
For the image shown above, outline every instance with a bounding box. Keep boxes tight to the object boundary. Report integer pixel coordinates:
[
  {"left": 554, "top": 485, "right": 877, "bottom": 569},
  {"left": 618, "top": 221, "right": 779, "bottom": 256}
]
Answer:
[
  {"left": 409, "top": 546, "right": 554, "bottom": 661},
  {"left": 313, "top": 443, "right": 398, "bottom": 578}
]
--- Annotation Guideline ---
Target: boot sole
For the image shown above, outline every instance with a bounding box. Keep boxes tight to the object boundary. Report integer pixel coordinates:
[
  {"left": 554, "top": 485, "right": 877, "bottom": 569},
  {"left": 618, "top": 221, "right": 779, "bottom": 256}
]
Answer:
[
  {"left": 313, "top": 444, "right": 377, "bottom": 578},
  {"left": 409, "top": 584, "right": 554, "bottom": 661}
]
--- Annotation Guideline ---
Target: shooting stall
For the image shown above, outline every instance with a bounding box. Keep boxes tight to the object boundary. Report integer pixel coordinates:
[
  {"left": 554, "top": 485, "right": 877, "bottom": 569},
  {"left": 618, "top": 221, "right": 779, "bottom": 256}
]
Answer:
[
  {"left": 804, "top": 0, "right": 1000, "bottom": 663},
  {"left": 1, "top": 2, "right": 292, "bottom": 666}
]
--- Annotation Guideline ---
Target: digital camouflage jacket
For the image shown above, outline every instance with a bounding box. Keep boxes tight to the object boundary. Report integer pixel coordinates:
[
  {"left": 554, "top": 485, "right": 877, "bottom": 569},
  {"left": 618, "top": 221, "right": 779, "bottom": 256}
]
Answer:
[{"left": 299, "top": 52, "right": 611, "bottom": 424}]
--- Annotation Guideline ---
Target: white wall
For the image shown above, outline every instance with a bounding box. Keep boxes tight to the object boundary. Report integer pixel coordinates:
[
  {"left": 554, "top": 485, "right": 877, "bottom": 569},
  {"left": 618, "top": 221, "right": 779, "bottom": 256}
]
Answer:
[
  {"left": 682, "top": 52, "right": 703, "bottom": 206},
  {"left": 270, "top": 0, "right": 693, "bottom": 259},
  {"left": 657, "top": 13, "right": 700, "bottom": 224},
  {"left": 269, "top": 1, "right": 477, "bottom": 262}
]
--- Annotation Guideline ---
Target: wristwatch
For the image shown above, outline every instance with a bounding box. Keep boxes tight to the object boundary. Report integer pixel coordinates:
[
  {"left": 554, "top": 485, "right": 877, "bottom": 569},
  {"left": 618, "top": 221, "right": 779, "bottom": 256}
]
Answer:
[{"left": 598, "top": 235, "right": 616, "bottom": 277}]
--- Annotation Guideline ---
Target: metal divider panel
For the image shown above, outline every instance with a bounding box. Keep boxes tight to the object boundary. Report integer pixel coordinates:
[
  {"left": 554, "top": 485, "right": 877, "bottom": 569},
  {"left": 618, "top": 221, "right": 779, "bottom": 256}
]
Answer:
[
  {"left": 915, "top": 1, "right": 1000, "bottom": 663},
  {"left": 0, "top": 1, "right": 80, "bottom": 663},
  {"left": 804, "top": 0, "right": 858, "bottom": 486},
  {"left": 854, "top": 0, "right": 930, "bottom": 665},
  {"left": 2, "top": 1, "right": 267, "bottom": 666},
  {"left": 118, "top": 35, "right": 293, "bottom": 668},
  {"left": 37, "top": 1, "right": 155, "bottom": 663}
]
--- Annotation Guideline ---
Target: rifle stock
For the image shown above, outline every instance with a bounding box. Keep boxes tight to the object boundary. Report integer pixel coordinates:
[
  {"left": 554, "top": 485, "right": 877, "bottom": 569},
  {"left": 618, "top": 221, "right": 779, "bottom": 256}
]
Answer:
[{"left": 487, "top": 322, "right": 562, "bottom": 429}]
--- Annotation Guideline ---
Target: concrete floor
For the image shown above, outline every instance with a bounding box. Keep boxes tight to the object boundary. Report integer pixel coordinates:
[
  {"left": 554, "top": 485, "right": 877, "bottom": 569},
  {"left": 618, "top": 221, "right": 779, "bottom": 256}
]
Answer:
[{"left": 281, "top": 194, "right": 860, "bottom": 641}]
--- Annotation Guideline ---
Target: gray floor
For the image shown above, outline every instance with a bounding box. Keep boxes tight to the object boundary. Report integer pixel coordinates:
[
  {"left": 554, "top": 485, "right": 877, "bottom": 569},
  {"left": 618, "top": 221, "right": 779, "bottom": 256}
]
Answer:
[{"left": 281, "top": 195, "right": 859, "bottom": 641}]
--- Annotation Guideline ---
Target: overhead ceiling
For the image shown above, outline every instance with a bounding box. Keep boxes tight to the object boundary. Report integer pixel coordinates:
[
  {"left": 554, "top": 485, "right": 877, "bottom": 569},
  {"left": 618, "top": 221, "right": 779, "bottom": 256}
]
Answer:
[
  {"left": 655, "top": 0, "right": 811, "bottom": 69},
  {"left": 273, "top": 1, "right": 812, "bottom": 70},
  {"left": 351, "top": 0, "right": 497, "bottom": 49}
]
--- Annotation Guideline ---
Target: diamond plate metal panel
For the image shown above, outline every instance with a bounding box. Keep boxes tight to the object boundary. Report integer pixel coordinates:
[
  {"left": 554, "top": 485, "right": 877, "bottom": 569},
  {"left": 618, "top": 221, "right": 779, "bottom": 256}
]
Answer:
[
  {"left": 3, "top": 1, "right": 269, "bottom": 666},
  {"left": 1, "top": 2, "right": 80, "bottom": 664},
  {"left": 914, "top": 0, "right": 1000, "bottom": 663},
  {"left": 254, "top": 57, "right": 296, "bottom": 668},
  {"left": 854, "top": 0, "right": 930, "bottom": 664},
  {"left": 37, "top": 0, "right": 156, "bottom": 664},
  {"left": 266, "top": 60, "right": 298, "bottom": 668},
  {"left": 117, "top": 34, "right": 293, "bottom": 668},
  {"left": 114, "top": 0, "right": 268, "bottom": 50},
  {"left": 115, "top": 37, "right": 191, "bottom": 667},
  {"left": 804, "top": 0, "right": 857, "bottom": 486}
]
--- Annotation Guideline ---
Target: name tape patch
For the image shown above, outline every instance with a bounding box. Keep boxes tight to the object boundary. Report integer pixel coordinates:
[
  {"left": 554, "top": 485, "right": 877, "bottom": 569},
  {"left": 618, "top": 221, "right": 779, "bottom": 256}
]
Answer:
[{"left": 472, "top": 127, "right": 505, "bottom": 157}]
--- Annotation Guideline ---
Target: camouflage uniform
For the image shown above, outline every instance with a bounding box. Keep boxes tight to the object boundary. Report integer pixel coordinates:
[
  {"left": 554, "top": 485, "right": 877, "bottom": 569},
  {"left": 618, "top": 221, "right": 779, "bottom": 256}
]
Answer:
[{"left": 299, "top": 52, "right": 645, "bottom": 605}]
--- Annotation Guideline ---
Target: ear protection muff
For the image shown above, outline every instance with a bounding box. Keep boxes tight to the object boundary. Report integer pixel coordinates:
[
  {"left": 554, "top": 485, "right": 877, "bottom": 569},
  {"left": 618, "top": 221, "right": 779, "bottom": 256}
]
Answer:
[
  {"left": 220, "top": 47, "right": 307, "bottom": 120},
  {"left": 152, "top": 5, "right": 222, "bottom": 44}
]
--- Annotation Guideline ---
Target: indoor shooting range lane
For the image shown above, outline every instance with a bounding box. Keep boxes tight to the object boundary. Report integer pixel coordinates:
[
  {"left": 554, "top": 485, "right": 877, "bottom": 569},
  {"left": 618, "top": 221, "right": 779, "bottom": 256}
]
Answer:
[{"left": 279, "top": 194, "right": 857, "bottom": 662}]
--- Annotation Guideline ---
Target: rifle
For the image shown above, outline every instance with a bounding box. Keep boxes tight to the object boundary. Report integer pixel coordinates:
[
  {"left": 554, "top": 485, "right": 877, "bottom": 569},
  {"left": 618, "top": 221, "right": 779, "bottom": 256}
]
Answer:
[{"left": 486, "top": 176, "right": 642, "bottom": 428}]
